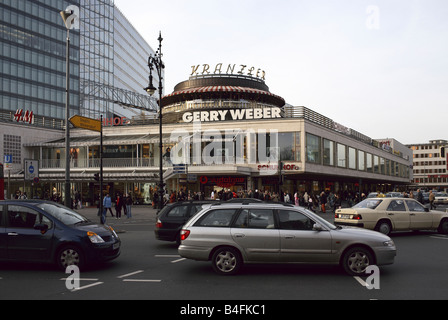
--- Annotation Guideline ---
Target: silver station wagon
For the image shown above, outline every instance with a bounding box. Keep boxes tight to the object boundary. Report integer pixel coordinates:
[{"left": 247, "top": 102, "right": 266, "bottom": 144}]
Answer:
[{"left": 178, "top": 202, "right": 396, "bottom": 276}]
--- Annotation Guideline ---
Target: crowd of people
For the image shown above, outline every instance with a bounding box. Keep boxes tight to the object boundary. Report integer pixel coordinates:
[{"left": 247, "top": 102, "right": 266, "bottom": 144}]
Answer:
[{"left": 153, "top": 187, "right": 374, "bottom": 213}]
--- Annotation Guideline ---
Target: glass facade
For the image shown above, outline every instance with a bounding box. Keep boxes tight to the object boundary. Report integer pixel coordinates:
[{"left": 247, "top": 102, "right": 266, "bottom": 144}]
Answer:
[
  {"left": 304, "top": 132, "right": 410, "bottom": 180},
  {"left": 80, "top": 0, "right": 114, "bottom": 119},
  {"left": 0, "top": 0, "right": 156, "bottom": 127},
  {"left": 0, "top": 0, "right": 80, "bottom": 122}
]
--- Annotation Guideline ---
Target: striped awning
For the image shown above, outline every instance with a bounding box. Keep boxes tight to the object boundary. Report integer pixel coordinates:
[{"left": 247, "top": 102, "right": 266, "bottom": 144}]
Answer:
[{"left": 163, "top": 86, "right": 280, "bottom": 99}]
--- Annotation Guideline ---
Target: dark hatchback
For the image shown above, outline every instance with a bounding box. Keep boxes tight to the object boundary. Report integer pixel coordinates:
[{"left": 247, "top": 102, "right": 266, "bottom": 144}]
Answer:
[
  {"left": 155, "top": 201, "right": 216, "bottom": 245},
  {"left": 0, "top": 200, "right": 120, "bottom": 270}
]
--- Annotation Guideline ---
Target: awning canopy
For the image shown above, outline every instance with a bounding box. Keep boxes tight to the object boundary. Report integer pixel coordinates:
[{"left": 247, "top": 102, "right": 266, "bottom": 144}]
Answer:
[{"left": 161, "top": 86, "right": 285, "bottom": 108}]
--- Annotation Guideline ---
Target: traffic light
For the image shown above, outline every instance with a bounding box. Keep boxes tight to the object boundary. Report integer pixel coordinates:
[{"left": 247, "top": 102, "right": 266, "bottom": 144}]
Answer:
[
  {"left": 441, "top": 147, "right": 446, "bottom": 158},
  {"left": 94, "top": 173, "right": 99, "bottom": 181}
]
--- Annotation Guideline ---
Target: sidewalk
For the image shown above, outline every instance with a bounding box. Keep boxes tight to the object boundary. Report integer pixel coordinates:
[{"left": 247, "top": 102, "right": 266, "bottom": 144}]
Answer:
[{"left": 75, "top": 205, "right": 158, "bottom": 224}]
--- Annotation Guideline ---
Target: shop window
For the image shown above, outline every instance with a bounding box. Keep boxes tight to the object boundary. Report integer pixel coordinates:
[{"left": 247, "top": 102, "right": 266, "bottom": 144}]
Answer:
[
  {"left": 323, "top": 139, "right": 334, "bottom": 166},
  {"left": 306, "top": 133, "right": 321, "bottom": 164},
  {"left": 337, "top": 143, "right": 346, "bottom": 168}
]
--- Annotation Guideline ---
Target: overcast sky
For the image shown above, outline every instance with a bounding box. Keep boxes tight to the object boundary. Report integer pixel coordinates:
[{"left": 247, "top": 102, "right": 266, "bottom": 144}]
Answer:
[{"left": 114, "top": 0, "right": 448, "bottom": 145}]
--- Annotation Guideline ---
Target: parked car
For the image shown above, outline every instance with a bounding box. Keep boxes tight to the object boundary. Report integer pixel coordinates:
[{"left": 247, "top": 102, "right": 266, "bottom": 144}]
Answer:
[
  {"left": 155, "top": 200, "right": 216, "bottom": 245},
  {"left": 0, "top": 200, "right": 120, "bottom": 270},
  {"left": 334, "top": 197, "right": 448, "bottom": 235},
  {"left": 434, "top": 192, "right": 448, "bottom": 204},
  {"left": 178, "top": 202, "right": 396, "bottom": 276}
]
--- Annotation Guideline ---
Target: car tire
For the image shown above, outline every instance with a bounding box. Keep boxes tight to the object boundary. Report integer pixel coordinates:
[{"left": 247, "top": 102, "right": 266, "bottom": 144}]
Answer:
[
  {"left": 438, "top": 219, "right": 448, "bottom": 235},
  {"left": 56, "top": 244, "right": 85, "bottom": 271},
  {"left": 375, "top": 220, "right": 392, "bottom": 236},
  {"left": 341, "top": 246, "right": 374, "bottom": 276},
  {"left": 211, "top": 247, "right": 243, "bottom": 275}
]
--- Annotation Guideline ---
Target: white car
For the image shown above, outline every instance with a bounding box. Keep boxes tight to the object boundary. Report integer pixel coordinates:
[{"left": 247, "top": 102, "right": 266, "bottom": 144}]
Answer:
[
  {"left": 179, "top": 202, "right": 396, "bottom": 276},
  {"left": 434, "top": 192, "right": 448, "bottom": 204},
  {"left": 334, "top": 197, "right": 448, "bottom": 235}
]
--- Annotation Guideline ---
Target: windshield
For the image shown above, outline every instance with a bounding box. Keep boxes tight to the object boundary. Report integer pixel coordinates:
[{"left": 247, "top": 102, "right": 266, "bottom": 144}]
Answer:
[
  {"left": 353, "top": 199, "right": 383, "bottom": 209},
  {"left": 34, "top": 202, "right": 90, "bottom": 225},
  {"left": 299, "top": 207, "right": 338, "bottom": 230}
]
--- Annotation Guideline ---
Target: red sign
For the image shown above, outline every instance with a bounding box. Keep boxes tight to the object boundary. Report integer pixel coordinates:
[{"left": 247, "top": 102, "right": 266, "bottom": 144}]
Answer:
[
  {"left": 199, "top": 176, "right": 245, "bottom": 188},
  {"left": 14, "top": 109, "right": 33, "bottom": 124}
]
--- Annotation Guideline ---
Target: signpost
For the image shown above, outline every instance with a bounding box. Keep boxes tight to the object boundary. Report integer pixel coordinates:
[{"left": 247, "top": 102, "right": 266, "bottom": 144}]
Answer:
[
  {"left": 70, "top": 114, "right": 104, "bottom": 223},
  {"left": 69, "top": 115, "right": 101, "bottom": 132}
]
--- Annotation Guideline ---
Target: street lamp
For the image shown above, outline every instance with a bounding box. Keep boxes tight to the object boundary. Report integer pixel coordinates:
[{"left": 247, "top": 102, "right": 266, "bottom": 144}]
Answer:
[
  {"left": 144, "top": 32, "right": 165, "bottom": 210},
  {"left": 60, "top": 6, "right": 79, "bottom": 208}
]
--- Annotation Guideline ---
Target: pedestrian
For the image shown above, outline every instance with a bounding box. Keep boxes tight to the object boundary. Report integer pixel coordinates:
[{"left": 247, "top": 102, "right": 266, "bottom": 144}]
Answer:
[
  {"left": 429, "top": 190, "right": 436, "bottom": 210},
  {"left": 416, "top": 189, "right": 424, "bottom": 204},
  {"left": 320, "top": 191, "right": 327, "bottom": 213},
  {"left": 115, "top": 193, "right": 123, "bottom": 219},
  {"left": 125, "top": 193, "right": 133, "bottom": 218},
  {"left": 103, "top": 193, "right": 114, "bottom": 221},
  {"left": 333, "top": 194, "right": 342, "bottom": 212}
]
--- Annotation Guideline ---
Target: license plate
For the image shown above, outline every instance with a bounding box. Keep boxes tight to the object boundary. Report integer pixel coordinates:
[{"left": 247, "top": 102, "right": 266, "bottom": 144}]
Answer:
[
  {"left": 340, "top": 214, "right": 351, "bottom": 219},
  {"left": 113, "top": 242, "right": 120, "bottom": 250}
]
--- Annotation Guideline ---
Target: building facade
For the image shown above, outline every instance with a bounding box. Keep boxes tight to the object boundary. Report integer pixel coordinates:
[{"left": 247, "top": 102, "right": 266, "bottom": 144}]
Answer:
[
  {"left": 0, "top": 0, "right": 157, "bottom": 200},
  {"left": 407, "top": 139, "right": 448, "bottom": 191},
  {"left": 6, "top": 66, "right": 413, "bottom": 205}
]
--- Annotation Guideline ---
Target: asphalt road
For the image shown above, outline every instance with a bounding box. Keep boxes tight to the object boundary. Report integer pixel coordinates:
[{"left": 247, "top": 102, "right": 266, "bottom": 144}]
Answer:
[{"left": 1, "top": 204, "right": 448, "bottom": 306}]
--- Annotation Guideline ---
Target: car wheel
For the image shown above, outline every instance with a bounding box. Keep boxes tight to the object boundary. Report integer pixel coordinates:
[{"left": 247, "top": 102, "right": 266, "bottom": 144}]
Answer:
[
  {"left": 438, "top": 219, "right": 448, "bottom": 234},
  {"left": 211, "top": 247, "right": 243, "bottom": 275},
  {"left": 56, "top": 245, "right": 84, "bottom": 271},
  {"left": 375, "top": 220, "right": 392, "bottom": 235},
  {"left": 342, "top": 246, "right": 374, "bottom": 276}
]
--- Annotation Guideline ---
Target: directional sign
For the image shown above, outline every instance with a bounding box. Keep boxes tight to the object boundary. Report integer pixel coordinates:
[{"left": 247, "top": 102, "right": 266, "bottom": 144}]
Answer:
[
  {"left": 69, "top": 115, "right": 101, "bottom": 132},
  {"left": 24, "top": 159, "right": 39, "bottom": 181},
  {"left": 173, "top": 164, "right": 186, "bottom": 174},
  {"left": 4, "top": 155, "right": 12, "bottom": 169}
]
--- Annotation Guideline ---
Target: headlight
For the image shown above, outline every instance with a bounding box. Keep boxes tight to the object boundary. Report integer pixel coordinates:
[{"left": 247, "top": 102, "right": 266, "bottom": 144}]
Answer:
[
  {"left": 383, "top": 240, "right": 395, "bottom": 247},
  {"left": 87, "top": 231, "right": 105, "bottom": 243},
  {"left": 108, "top": 226, "right": 118, "bottom": 238}
]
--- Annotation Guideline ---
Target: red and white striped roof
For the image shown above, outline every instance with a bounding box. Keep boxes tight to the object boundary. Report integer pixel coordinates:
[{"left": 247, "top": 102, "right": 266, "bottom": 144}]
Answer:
[{"left": 163, "top": 86, "right": 282, "bottom": 99}]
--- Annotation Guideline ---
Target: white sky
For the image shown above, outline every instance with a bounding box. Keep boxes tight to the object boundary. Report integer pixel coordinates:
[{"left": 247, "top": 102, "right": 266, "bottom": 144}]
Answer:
[{"left": 114, "top": 0, "right": 448, "bottom": 145}]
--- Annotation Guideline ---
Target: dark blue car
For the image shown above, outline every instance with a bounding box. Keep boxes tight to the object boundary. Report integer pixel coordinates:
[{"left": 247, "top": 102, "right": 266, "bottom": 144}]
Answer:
[{"left": 0, "top": 200, "right": 120, "bottom": 270}]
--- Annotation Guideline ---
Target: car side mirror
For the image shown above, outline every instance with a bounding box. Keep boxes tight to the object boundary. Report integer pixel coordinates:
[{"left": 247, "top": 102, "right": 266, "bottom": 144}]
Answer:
[
  {"left": 424, "top": 208, "right": 429, "bottom": 212},
  {"left": 313, "top": 223, "right": 324, "bottom": 231},
  {"left": 34, "top": 223, "right": 49, "bottom": 234}
]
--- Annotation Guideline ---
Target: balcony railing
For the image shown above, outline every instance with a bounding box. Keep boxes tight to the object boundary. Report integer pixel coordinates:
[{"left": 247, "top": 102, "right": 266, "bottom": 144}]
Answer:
[{"left": 40, "top": 158, "right": 157, "bottom": 169}]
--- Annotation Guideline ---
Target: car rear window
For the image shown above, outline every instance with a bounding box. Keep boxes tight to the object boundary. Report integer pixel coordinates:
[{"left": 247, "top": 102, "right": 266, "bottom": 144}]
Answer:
[
  {"left": 166, "top": 205, "right": 188, "bottom": 217},
  {"left": 353, "top": 199, "right": 382, "bottom": 209},
  {"left": 194, "top": 209, "right": 237, "bottom": 227}
]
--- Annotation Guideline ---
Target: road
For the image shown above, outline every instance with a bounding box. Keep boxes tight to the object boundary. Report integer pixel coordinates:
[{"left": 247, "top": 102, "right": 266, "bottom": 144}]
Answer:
[{"left": 1, "top": 204, "right": 448, "bottom": 306}]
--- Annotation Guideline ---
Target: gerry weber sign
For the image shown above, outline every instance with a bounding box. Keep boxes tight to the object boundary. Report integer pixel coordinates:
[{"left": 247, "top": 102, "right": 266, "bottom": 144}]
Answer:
[
  {"left": 191, "top": 63, "right": 266, "bottom": 80},
  {"left": 182, "top": 107, "right": 282, "bottom": 123}
]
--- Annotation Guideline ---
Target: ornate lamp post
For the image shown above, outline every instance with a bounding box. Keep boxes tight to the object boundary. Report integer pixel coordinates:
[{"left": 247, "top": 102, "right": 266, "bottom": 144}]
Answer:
[
  {"left": 60, "top": 6, "right": 79, "bottom": 208},
  {"left": 144, "top": 32, "right": 165, "bottom": 210}
]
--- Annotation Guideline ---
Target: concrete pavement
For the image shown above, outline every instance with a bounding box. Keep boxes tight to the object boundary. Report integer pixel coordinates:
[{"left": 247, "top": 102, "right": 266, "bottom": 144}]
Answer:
[{"left": 74, "top": 204, "right": 158, "bottom": 228}]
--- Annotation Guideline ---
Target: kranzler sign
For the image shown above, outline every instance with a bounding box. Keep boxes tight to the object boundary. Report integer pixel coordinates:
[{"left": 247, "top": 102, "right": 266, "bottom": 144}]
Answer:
[{"left": 182, "top": 107, "right": 282, "bottom": 123}]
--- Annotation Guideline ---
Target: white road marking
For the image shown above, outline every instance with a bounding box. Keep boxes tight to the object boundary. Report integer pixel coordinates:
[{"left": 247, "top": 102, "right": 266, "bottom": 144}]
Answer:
[
  {"left": 171, "top": 258, "right": 186, "bottom": 263},
  {"left": 354, "top": 276, "right": 368, "bottom": 287},
  {"left": 71, "top": 282, "right": 104, "bottom": 291},
  {"left": 430, "top": 235, "right": 448, "bottom": 240},
  {"left": 122, "top": 279, "right": 162, "bottom": 283},
  {"left": 60, "top": 278, "right": 99, "bottom": 281},
  {"left": 155, "top": 254, "right": 181, "bottom": 258},
  {"left": 117, "top": 270, "right": 144, "bottom": 278}
]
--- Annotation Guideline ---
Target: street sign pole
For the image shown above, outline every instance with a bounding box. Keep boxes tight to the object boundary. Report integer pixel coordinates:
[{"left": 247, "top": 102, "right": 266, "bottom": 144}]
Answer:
[{"left": 100, "top": 115, "right": 103, "bottom": 223}]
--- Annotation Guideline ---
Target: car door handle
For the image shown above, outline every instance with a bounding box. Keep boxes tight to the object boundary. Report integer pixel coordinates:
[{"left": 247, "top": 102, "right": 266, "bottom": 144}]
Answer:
[
  {"left": 387, "top": 213, "right": 394, "bottom": 216},
  {"left": 233, "top": 233, "right": 245, "bottom": 238},
  {"left": 8, "top": 232, "right": 19, "bottom": 236},
  {"left": 284, "top": 235, "right": 295, "bottom": 239},
  {"left": 410, "top": 213, "right": 416, "bottom": 216}
]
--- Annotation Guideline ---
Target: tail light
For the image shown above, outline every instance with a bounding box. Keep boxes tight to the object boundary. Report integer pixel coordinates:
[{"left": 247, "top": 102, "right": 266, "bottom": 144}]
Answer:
[
  {"left": 180, "top": 229, "right": 190, "bottom": 241},
  {"left": 156, "top": 219, "right": 162, "bottom": 228}
]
